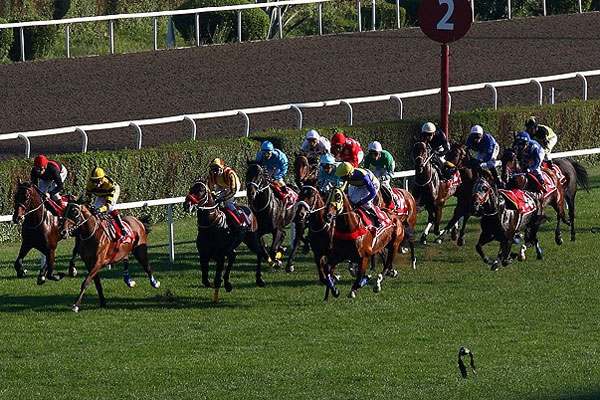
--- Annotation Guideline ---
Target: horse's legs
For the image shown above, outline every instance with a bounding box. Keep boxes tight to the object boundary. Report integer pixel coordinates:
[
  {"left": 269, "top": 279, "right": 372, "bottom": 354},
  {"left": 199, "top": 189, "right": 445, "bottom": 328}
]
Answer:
[
  {"left": 420, "top": 210, "right": 435, "bottom": 245},
  {"left": 132, "top": 244, "right": 160, "bottom": 288},
  {"left": 14, "top": 241, "right": 33, "bottom": 278},
  {"left": 568, "top": 192, "right": 576, "bottom": 241},
  {"left": 224, "top": 250, "right": 235, "bottom": 293},
  {"left": 552, "top": 201, "right": 564, "bottom": 246},
  {"left": 457, "top": 214, "right": 470, "bottom": 247},
  {"left": 212, "top": 256, "right": 225, "bottom": 302},
  {"left": 475, "top": 232, "right": 496, "bottom": 269},
  {"left": 39, "top": 248, "right": 63, "bottom": 284},
  {"left": 269, "top": 230, "right": 284, "bottom": 268},
  {"left": 349, "top": 257, "right": 370, "bottom": 298},
  {"left": 122, "top": 257, "right": 136, "bottom": 287},
  {"left": 243, "top": 231, "right": 266, "bottom": 287},
  {"left": 200, "top": 255, "right": 211, "bottom": 288},
  {"left": 92, "top": 274, "right": 106, "bottom": 308},
  {"left": 433, "top": 204, "right": 444, "bottom": 236},
  {"left": 72, "top": 260, "right": 102, "bottom": 312},
  {"left": 68, "top": 236, "right": 79, "bottom": 278},
  {"left": 285, "top": 223, "right": 303, "bottom": 273}
]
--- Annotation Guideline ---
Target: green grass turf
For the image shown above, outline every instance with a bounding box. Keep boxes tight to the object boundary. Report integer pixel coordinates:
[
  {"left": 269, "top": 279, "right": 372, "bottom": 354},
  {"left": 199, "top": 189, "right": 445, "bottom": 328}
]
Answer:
[{"left": 1, "top": 167, "right": 600, "bottom": 400}]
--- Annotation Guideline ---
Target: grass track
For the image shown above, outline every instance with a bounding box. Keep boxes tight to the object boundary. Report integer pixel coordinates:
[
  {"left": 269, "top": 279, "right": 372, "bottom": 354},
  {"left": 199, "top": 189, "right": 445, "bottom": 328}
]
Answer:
[{"left": 1, "top": 167, "right": 600, "bottom": 399}]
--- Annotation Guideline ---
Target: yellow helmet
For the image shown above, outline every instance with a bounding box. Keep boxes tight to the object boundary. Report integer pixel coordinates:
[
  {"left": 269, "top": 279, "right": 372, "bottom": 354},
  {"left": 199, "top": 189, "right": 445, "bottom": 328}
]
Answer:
[
  {"left": 90, "top": 167, "right": 106, "bottom": 181},
  {"left": 335, "top": 162, "right": 354, "bottom": 178},
  {"left": 209, "top": 158, "right": 224, "bottom": 169}
]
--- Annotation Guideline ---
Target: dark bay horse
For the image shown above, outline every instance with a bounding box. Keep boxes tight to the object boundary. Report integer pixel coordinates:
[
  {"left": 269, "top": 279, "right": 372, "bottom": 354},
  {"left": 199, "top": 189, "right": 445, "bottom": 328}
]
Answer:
[
  {"left": 412, "top": 142, "right": 462, "bottom": 245},
  {"left": 293, "top": 155, "right": 319, "bottom": 188},
  {"left": 501, "top": 149, "right": 565, "bottom": 245},
  {"left": 245, "top": 162, "right": 299, "bottom": 272},
  {"left": 183, "top": 180, "right": 267, "bottom": 300},
  {"left": 471, "top": 173, "right": 545, "bottom": 271},
  {"left": 59, "top": 202, "right": 160, "bottom": 312},
  {"left": 552, "top": 157, "right": 590, "bottom": 240},
  {"left": 321, "top": 187, "right": 411, "bottom": 300},
  {"left": 12, "top": 180, "right": 78, "bottom": 284}
]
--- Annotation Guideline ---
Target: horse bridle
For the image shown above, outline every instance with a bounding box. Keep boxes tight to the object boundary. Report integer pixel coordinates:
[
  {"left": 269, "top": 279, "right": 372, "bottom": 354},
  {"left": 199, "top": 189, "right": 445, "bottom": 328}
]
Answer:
[
  {"left": 472, "top": 178, "right": 498, "bottom": 216},
  {"left": 413, "top": 146, "right": 435, "bottom": 187},
  {"left": 297, "top": 185, "right": 326, "bottom": 215},
  {"left": 246, "top": 167, "right": 272, "bottom": 212},
  {"left": 61, "top": 203, "right": 98, "bottom": 240},
  {"left": 189, "top": 181, "right": 226, "bottom": 229},
  {"left": 15, "top": 185, "right": 47, "bottom": 229}
]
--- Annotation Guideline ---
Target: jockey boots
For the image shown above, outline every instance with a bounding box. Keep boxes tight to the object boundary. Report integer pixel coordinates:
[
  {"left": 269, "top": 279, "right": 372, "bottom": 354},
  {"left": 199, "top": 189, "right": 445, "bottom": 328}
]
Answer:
[
  {"left": 110, "top": 209, "right": 126, "bottom": 240},
  {"left": 364, "top": 206, "right": 382, "bottom": 228}
]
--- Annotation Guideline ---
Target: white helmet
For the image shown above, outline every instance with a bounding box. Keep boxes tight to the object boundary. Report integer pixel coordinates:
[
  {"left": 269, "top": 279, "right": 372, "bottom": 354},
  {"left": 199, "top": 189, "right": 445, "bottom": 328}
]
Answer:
[
  {"left": 470, "top": 125, "right": 484, "bottom": 135},
  {"left": 306, "top": 129, "right": 320, "bottom": 140},
  {"left": 421, "top": 122, "right": 436, "bottom": 133},
  {"left": 368, "top": 141, "right": 382, "bottom": 153}
]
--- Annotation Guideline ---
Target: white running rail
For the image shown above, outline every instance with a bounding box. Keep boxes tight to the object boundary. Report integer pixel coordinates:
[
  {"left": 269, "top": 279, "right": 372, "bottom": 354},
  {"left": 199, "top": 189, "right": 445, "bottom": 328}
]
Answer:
[
  {"left": 2, "top": 69, "right": 600, "bottom": 158},
  {"left": 1, "top": 146, "right": 598, "bottom": 262}
]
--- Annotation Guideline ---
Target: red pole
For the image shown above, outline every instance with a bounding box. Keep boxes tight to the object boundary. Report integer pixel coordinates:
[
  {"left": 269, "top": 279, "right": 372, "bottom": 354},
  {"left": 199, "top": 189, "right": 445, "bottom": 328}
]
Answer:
[{"left": 441, "top": 43, "right": 450, "bottom": 140}]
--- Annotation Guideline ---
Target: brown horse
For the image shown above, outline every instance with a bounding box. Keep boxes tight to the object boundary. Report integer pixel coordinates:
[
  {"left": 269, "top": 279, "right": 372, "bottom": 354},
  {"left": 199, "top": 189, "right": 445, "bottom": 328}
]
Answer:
[
  {"left": 501, "top": 148, "right": 565, "bottom": 245},
  {"left": 12, "top": 180, "right": 78, "bottom": 284},
  {"left": 58, "top": 201, "right": 160, "bottom": 312},
  {"left": 412, "top": 142, "right": 462, "bottom": 244},
  {"left": 321, "top": 187, "right": 411, "bottom": 300},
  {"left": 293, "top": 154, "right": 319, "bottom": 188}
]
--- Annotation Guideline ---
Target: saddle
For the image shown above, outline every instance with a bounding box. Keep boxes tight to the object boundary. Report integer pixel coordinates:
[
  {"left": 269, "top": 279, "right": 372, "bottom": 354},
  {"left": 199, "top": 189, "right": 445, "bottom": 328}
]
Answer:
[
  {"left": 385, "top": 188, "right": 409, "bottom": 216},
  {"left": 527, "top": 170, "right": 557, "bottom": 197},
  {"left": 356, "top": 207, "right": 394, "bottom": 235},
  {"left": 271, "top": 184, "right": 298, "bottom": 209},
  {"left": 543, "top": 161, "right": 567, "bottom": 184},
  {"left": 45, "top": 194, "right": 74, "bottom": 217},
  {"left": 498, "top": 189, "right": 537, "bottom": 216},
  {"left": 105, "top": 215, "right": 134, "bottom": 244},
  {"left": 223, "top": 205, "right": 252, "bottom": 229},
  {"left": 444, "top": 169, "right": 462, "bottom": 188}
]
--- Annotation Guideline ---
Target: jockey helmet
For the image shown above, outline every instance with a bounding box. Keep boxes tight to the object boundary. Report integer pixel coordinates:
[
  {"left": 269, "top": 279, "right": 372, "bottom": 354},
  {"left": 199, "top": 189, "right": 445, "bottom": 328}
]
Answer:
[
  {"left": 306, "top": 129, "right": 320, "bottom": 140},
  {"left": 421, "top": 122, "right": 436, "bottom": 134},
  {"left": 210, "top": 158, "right": 225, "bottom": 169},
  {"left": 525, "top": 116, "right": 539, "bottom": 129},
  {"left": 34, "top": 155, "right": 48, "bottom": 168},
  {"left": 470, "top": 125, "right": 484, "bottom": 138},
  {"left": 320, "top": 153, "right": 336, "bottom": 165},
  {"left": 261, "top": 141, "right": 274, "bottom": 152},
  {"left": 515, "top": 131, "right": 531, "bottom": 145},
  {"left": 368, "top": 141, "right": 382, "bottom": 153},
  {"left": 331, "top": 132, "right": 347, "bottom": 146},
  {"left": 335, "top": 161, "right": 354, "bottom": 178},
  {"left": 90, "top": 167, "right": 106, "bottom": 181}
]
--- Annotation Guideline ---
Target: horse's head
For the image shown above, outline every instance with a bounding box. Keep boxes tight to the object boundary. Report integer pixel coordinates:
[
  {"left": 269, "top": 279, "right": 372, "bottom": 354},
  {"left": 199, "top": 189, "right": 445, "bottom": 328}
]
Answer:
[
  {"left": 12, "top": 179, "right": 39, "bottom": 224},
  {"left": 500, "top": 148, "right": 523, "bottom": 188},
  {"left": 295, "top": 185, "right": 322, "bottom": 223},
  {"left": 183, "top": 180, "right": 212, "bottom": 213},
  {"left": 294, "top": 155, "right": 316, "bottom": 187},
  {"left": 324, "top": 186, "right": 345, "bottom": 222},
  {"left": 471, "top": 174, "right": 496, "bottom": 217},
  {"left": 59, "top": 200, "right": 89, "bottom": 239},
  {"left": 245, "top": 161, "right": 268, "bottom": 203},
  {"left": 412, "top": 142, "right": 429, "bottom": 173}
]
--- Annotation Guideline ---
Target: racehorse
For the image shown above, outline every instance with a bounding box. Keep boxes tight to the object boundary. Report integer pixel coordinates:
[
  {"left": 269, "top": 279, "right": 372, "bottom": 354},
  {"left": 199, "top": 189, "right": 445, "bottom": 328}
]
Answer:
[
  {"left": 12, "top": 179, "right": 78, "bottom": 284},
  {"left": 471, "top": 172, "right": 545, "bottom": 271},
  {"left": 293, "top": 154, "right": 319, "bottom": 188},
  {"left": 433, "top": 144, "right": 477, "bottom": 246},
  {"left": 500, "top": 148, "right": 565, "bottom": 245},
  {"left": 412, "top": 141, "right": 463, "bottom": 244},
  {"left": 321, "top": 186, "right": 412, "bottom": 300},
  {"left": 59, "top": 201, "right": 160, "bottom": 312},
  {"left": 183, "top": 180, "right": 267, "bottom": 300},
  {"left": 245, "top": 161, "right": 299, "bottom": 271}
]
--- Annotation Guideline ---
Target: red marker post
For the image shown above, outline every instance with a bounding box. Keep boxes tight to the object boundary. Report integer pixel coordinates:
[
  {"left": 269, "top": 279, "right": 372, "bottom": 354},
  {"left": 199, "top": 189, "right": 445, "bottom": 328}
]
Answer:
[{"left": 419, "top": 0, "right": 472, "bottom": 140}]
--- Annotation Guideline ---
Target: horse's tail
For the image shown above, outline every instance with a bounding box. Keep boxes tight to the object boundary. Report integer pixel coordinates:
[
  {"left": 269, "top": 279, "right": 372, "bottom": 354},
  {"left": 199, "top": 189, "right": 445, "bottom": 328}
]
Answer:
[
  {"left": 567, "top": 157, "right": 591, "bottom": 193},
  {"left": 139, "top": 215, "right": 153, "bottom": 234}
]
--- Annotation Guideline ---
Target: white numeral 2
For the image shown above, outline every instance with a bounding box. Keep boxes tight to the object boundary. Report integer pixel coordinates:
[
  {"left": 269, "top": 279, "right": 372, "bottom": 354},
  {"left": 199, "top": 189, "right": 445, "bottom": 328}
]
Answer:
[{"left": 437, "top": 0, "right": 454, "bottom": 30}]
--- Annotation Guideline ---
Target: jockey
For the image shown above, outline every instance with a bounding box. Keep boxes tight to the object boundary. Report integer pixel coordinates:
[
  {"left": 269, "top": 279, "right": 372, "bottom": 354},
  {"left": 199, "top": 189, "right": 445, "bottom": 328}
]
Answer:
[
  {"left": 30, "top": 155, "right": 68, "bottom": 213},
  {"left": 300, "top": 129, "right": 330, "bottom": 164},
  {"left": 525, "top": 116, "right": 557, "bottom": 167},
  {"left": 208, "top": 158, "right": 245, "bottom": 227},
  {"left": 317, "top": 153, "right": 342, "bottom": 193},
  {"left": 256, "top": 140, "right": 289, "bottom": 191},
  {"left": 85, "top": 167, "right": 125, "bottom": 239},
  {"left": 335, "top": 162, "right": 382, "bottom": 228},
  {"left": 330, "top": 131, "right": 364, "bottom": 167},
  {"left": 513, "top": 131, "right": 546, "bottom": 192},
  {"left": 421, "top": 122, "right": 453, "bottom": 177},
  {"left": 466, "top": 125, "right": 501, "bottom": 183}
]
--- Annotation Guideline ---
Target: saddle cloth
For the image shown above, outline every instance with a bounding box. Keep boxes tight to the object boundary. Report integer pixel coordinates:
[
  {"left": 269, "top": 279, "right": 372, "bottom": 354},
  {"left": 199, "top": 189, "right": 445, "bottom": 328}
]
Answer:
[
  {"left": 499, "top": 189, "right": 537, "bottom": 216},
  {"left": 46, "top": 195, "right": 73, "bottom": 217},
  {"left": 528, "top": 170, "right": 557, "bottom": 197},
  {"left": 223, "top": 206, "right": 252, "bottom": 228},
  {"left": 444, "top": 170, "right": 462, "bottom": 189},
  {"left": 543, "top": 162, "right": 567, "bottom": 184},
  {"left": 271, "top": 185, "right": 298, "bottom": 209},
  {"left": 356, "top": 206, "right": 394, "bottom": 235},
  {"left": 106, "top": 217, "right": 134, "bottom": 243},
  {"left": 386, "top": 188, "right": 409, "bottom": 216}
]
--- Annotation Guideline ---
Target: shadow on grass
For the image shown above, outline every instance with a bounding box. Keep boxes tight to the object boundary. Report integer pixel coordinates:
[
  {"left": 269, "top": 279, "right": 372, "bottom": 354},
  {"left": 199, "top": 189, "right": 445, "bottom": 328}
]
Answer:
[{"left": 531, "top": 391, "right": 600, "bottom": 400}]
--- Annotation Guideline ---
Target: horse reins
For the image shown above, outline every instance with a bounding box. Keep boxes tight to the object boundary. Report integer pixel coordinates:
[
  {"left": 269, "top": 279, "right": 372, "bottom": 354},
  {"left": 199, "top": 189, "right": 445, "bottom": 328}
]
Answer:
[
  {"left": 191, "top": 181, "right": 226, "bottom": 229},
  {"left": 17, "top": 186, "right": 48, "bottom": 229}
]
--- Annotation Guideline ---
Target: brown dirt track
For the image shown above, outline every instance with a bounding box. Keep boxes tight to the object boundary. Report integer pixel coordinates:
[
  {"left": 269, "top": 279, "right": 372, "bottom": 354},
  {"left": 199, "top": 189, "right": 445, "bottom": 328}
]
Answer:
[{"left": 1, "top": 12, "right": 599, "bottom": 158}]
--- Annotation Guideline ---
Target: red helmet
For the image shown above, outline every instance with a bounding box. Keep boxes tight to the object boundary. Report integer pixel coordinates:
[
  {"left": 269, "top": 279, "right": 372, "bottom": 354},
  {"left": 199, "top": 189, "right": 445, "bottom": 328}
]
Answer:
[
  {"left": 34, "top": 155, "right": 48, "bottom": 168},
  {"left": 331, "top": 132, "right": 346, "bottom": 146}
]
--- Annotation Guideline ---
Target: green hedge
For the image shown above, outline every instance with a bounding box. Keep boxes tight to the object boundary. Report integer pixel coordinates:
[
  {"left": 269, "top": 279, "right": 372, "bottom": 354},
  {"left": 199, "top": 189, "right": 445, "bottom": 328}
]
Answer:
[
  {"left": 8, "top": 14, "right": 59, "bottom": 61},
  {"left": 0, "top": 17, "right": 13, "bottom": 61},
  {"left": 2, "top": 100, "right": 600, "bottom": 242}
]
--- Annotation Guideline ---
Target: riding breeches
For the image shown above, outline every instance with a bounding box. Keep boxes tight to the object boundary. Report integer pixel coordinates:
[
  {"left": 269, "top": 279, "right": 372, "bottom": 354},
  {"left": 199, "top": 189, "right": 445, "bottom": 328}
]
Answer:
[
  {"left": 544, "top": 135, "right": 558, "bottom": 160},
  {"left": 39, "top": 165, "right": 67, "bottom": 200},
  {"left": 348, "top": 179, "right": 380, "bottom": 207},
  {"left": 475, "top": 143, "right": 500, "bottom": 169},
  {"left": 93, "top": 184, "right": 120, "bottom": 212}
]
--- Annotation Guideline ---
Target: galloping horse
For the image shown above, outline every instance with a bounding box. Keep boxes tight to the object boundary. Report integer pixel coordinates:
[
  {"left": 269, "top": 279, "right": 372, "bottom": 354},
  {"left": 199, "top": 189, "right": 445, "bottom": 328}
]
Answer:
[
  {"left": 321, "top": 187, "right": 411, "bottom": 300},
  {"left": 59, "top": 201, "right": 160, "bottom": 312},
  {"left": 412, "top": 142, "right": 462, "bottom": 244},
  {"left": 293, "top": 155, "right": 319, "bottom": 188},
  {"left": 471, "top": 173, "right": 545, "bottom": 271},
  {"left": 183, "top": 180, "right": 267, "bottom": 300},
  {"left": 12, "top": 180, "right": 78, "bottom": 284},
  {"left": 551, "top": 157, "right": 590, "bottom": 240},
  {"left": 501, "top": 148, "right": 565, "bottom": 245},
  {"left": 245, "top": 161, "right": 299, "bottom": 271}
]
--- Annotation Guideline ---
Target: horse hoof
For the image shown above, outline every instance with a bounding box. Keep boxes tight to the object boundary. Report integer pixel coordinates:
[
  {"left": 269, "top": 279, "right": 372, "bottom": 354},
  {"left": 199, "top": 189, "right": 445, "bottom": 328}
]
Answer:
[
  {"left": 490, "top": 262, "right": 499, "bottom": 272},
  {"left": 388, "top": 270, "right": 399, "bottom": 278},
  {"left": 16, "top": 269, "right": 27, "bottom": 278},
  {"left": 49, "top": 273, "right": 64, "bottom": 282},
  {"left": 69, "top": 267, "right": 77, "bottom": 278},
  {"left": 434, "top": 238, "right": 442, "bottom": 245},
  {"left": 502, "top": 259, "right": 511, "bottom": 267},
  {"left": 348, "top": 290, "right": 357, "bottom": 299},
  {"left": 272, "top": 260, "right": 282, "bottom": 269},
  {"left": 537, "top": 253, "right": 543, "bottom": 260},
  {"left": 332, "top": 287, "right": 340, "bottom": 298},
  {"left": 333, "top": 275, "right": 341, "bottom": 282},
  {"left": 400, "top": 247, "right": 409, "bottom": 254},
  {"left": 457, "top": 238, "right": 464, "bottom": 247},
  {"left": 555, "top": 236, "right": 563, "bottom": 246},
  {"left": 100, "top": 299, "right": 107, "bottom": 308},
  {"left": 256, "top": 277, "right": 265, "bottom": 287},
  {"left": 286, "top": 265, "right": 295, "bottom": 273},
  {"left": 212, "top": 289, "right": 219, "bottom": 303},
  {"left": 225, "top": 282, "right": 233, "bottom": 293},
  {"left": 348, "top": 263, "right": 358, "bottom": 277},
  {"left": 571, "top": 234, "right": 576, "bottom": 242},
  {"left": 151, "top": 279, "right": 161, "bottom": 288},
  {"left": 71, "top": 304, "right": 79, "bottom": 313},
  {"left": 37, "top": 275, "right": 46, "bottom": 285},
  {"left": 126, "top": 280, "right": 137, "bottom": 288},
  {"left": 420, "top": 237, "right": 427, "bottom": 245},
  {"left": 518, "top": 254, "right": 526, "bottom": 262}
]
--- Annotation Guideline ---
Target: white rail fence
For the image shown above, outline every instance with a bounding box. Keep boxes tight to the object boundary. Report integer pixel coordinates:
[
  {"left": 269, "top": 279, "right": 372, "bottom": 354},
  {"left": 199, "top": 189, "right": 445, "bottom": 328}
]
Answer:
[
  {"left": 0, "top": 0, "right": 589, "bottom": 62},
  {"left": 1, "top": 146, "right": 598, "bottom": 264},
  {"left": 1, "top": 69, "right": 599, "bottom": 159}
]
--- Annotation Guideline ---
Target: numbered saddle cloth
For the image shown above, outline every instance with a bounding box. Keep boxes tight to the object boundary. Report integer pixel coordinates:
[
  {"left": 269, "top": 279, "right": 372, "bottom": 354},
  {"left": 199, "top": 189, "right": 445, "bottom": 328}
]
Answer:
[
  {"left": 544, "top": 162, "right": 567, "bottom": 184},
  {"left": 224, "top": 205, "right": 252, "bottom": 228},
  {"left": 356, "top": 206, "right": 394, "bottom": 235},
  {"left": 528, "top": 170, "right": 557, "bottom": 197},
  {"left": 499, "top": 189, "right": 537, "bottom": 216},
  {"left": 387, "top": 188, "right": 409, "bottom": 216},
  {"left": 106, "top": 217, "right": 134, "bottom": 243},
  {"left": 445, "top": 169, "right": 462, "bottom": 189},
  {"left": 271, "top": 185, "right": 298, "bottom": 209}
]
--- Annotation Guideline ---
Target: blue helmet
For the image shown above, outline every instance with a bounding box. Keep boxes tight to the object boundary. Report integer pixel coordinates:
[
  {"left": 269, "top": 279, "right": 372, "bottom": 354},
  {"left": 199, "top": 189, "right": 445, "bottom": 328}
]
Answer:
[
  {"left": 515, "top": 131, "right": 530, "bottom": 144},
  {"left": 261, "top": 141, "right": 274, "bottom": 152},
  {"left": 320, "top": 153, "right": 336, "bottom": 165}
]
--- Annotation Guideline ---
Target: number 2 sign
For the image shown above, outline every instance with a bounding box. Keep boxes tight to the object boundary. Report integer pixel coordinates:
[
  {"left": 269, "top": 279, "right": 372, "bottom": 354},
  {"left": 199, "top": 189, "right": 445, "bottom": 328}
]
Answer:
[{"left": 419, "top": 0, "right": 472, "bottom": 44}]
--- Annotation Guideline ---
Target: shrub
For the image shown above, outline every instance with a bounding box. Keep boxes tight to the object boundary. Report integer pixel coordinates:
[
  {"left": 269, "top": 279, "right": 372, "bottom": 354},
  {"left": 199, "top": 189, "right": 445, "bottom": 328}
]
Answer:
[
  {"left": 53, "top": 0, "right": 71, "bottom": 19},
  {"left": 0, "top": 18, "right": 13, "bottom": 61},
  {"left": 360, "top": 0, "right": 405, "bottom": 30},
  {"left": 173, "top": 0, "right": 269, "bottom": 44},
  {"left": 8, "top": 14, "right": 59, "bottom": 61}
]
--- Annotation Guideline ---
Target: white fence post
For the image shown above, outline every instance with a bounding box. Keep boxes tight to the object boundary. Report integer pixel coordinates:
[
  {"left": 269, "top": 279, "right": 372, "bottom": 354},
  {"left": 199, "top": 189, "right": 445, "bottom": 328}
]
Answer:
[
  {"left": 130, "top": 122, "right": 143, "bottom": 149},
  {"left": 237, "top": 10, "right": 242, "bottom": 42},
  {"left": 168, "top": 204, "right": 175, "bottom": 262},
  {"left": 485, "top": 83, "right": 497, "bottom": 109},
  {"left": 195, "top": 13, "right": 200, "bottom": 46},
  {"left": 357, "top": 0, "right": 362, "bottom": 32},
  {"left": 318, "top": 3, "right": 323, "bottom": 35},
  {"left": 19, "top": 27, "right": 25, "bottom": 62},
  {"left": 76, "top": 128, "right": 88, "bottom": 153},
  {"left": 18, "top": 134, "right": 30, "bottom": 158},
  {"left": 371, "top": 0, "right": 376, "bottom": 31},
  {"left": 576, "top": 73, "right": 588, "bottom": 100},
  {"left": 109, "top": 20, "right": 115, "bottom": 54},
  {"left": 65, "top": 24, "right": 70, "bottom": 58},
  {"left": 542, "top": 0, "right": 547, "bottom": 16},
  {"left": 341, "top": 101, "right": 353, "bottom": 126},
  {"left": 153, "top": 17, "right": 158, "bottom": 51},
  {"left": 531, "top": 79, "right": 543, "bottom": 105},
  {"left": 507, "top": 0, "right": 511, "bottom": 19},
  {"left": 238, "top": 111, "right": 250, "bottom": 137}
]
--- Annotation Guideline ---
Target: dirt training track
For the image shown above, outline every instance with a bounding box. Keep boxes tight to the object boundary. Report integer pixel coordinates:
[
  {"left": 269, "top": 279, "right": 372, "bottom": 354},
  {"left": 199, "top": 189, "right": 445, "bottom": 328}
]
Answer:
[{"left": 0, "top": 12, "right": 599, "bottom": 158}]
